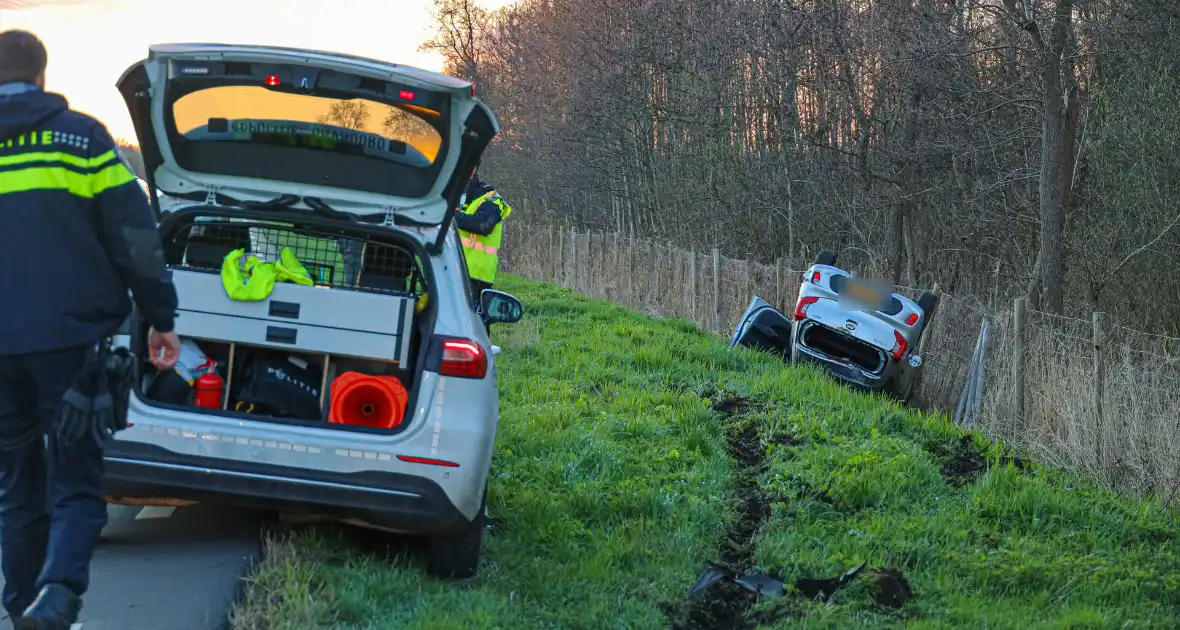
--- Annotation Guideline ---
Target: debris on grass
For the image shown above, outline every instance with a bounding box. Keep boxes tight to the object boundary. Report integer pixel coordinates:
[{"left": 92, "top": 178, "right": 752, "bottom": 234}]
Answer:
[
  {"left": 792, "top": 560, "right": 867, "bottom": 602},
  {"left": 689, "top": 564, "right": 785, "bottom": 598},
  {"left": 688, "top": 558, "right": 881, "bottom": 610}
]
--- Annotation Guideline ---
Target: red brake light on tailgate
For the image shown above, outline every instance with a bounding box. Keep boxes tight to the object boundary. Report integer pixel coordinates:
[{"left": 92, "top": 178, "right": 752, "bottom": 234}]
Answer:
[
  {"left": 398, "top": 89, "right": 415, "bottom": 100},
  {"left": 905, "top": 313, "right": 919, "bottom": 326},
  {"left": 811, "top": 271, "right": 821, "bottom": 283},
  {"left": 890, "top": 330, "right": 907, "bottom": 360},
  {"left": 794, "top": 296, "right": 819, "bottom": 321},
  {"left": 264, "top": 74, "right": 280, "bottom": 86},
  {"left": 440, "top": 339, "right": 487, "bottom": 379}
]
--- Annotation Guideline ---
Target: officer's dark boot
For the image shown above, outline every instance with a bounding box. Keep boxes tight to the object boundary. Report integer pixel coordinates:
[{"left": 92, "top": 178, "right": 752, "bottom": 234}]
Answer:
[{"left": 15, "top": 584, "right": 80, "bottom": 630}]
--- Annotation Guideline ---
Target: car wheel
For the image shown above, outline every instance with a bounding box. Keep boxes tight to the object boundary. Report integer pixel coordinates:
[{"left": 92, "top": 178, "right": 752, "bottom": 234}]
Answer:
[
  {"left": 815, "top": 249, "right": 837, "bottom": 266},
  {"left": 918, "top": 291, "right": 939, "bottom": 318},
  {"left": 426, "top": 488, "right": 487, "bottom": 579}
]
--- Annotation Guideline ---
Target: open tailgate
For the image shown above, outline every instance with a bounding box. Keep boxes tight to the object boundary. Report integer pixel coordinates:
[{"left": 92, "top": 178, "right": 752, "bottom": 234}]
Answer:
[{"left": 116, "top": 43, "right": 498, "bottom": 242}]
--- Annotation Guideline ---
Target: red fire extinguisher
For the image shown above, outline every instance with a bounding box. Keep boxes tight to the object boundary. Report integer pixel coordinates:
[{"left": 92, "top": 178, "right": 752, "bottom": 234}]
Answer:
[{"left": 193, "top": 359, "right": 224, "bottom": 409}]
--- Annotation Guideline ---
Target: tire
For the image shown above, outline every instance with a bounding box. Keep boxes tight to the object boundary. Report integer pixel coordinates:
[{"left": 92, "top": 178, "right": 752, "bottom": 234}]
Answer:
[
  {"left": 426, "top": 489, "right": 487, "bottom": 579},
  {"left": 917, "top": 291, "right": 939, "bottom": 318},
  {"left": 815, "top": 249, "right": 837, "bottom": 266},
  {"left": 886, "top": 363, "right": 920, "bottom": 404}
]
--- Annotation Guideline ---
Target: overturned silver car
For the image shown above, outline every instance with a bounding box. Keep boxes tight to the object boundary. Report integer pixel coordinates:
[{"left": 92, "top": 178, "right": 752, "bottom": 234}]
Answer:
[{"left": 730, "top": 249, "right": 938, "bottom": 403}]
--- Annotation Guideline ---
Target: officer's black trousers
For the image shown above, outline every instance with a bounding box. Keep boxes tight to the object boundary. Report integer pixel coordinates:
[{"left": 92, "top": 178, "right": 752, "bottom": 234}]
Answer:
[{"left": 0, "top": 345, "right": 108, "bottom": 617}]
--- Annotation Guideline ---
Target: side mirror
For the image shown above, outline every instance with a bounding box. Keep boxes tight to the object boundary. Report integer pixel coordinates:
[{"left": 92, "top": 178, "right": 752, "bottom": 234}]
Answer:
[{"left": 480, "top": 289, "right": 522, "bottom": 324}]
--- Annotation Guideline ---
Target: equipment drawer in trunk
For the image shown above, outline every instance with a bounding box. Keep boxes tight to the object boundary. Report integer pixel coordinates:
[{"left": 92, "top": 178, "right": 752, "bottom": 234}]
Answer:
[
  {"left": 171, "top": 269, "right": 415, "bottom": 364},
  {"left": 173, "top": 312, "right": 406, "bottom": 363}
]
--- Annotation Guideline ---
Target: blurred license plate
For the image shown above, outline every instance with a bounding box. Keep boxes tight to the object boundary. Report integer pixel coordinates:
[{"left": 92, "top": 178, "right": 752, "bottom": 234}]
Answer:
[{"left": 839, "top": 279, "right": 889, "bottom": 309}]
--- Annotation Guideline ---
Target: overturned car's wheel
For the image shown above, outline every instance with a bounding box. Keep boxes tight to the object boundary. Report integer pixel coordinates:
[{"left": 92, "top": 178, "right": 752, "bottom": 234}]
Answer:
[
  {"left": 918, "top": 291, "right": 939, "bottom": 318},
  {"left": 815, "top": 249, "right": 837, "bottom": 266},
  {"left": 426, "top": 489, "right": 487, "bottom": 579}
]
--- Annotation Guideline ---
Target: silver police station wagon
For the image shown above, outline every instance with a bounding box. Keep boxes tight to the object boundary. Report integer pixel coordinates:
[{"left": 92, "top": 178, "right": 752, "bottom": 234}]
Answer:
[{"left": 106, "top": 43, "right": 521, "bottom": 579}]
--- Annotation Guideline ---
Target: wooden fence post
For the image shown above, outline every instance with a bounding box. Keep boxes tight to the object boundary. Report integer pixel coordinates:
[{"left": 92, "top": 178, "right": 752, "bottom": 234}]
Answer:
[
  {"left": 689, "top": 247, "right": 698, "bottom": 321},
  {"left": 610, "top": 233, "right": 620, "bottom": 300},
  {"left": 626, "top": 236, "right": 635, "bottom": 305},
  {"left": 556, "top": 229, "right": 565, "bottom": 284},
  {"left": 587, "top": 231, "right": 595, "bottom": 296},
  {"left": 594, "top": 233, "right": 604, "bottom": 299},
  {"left": 651, "top": 241, "right": 660, "bottom": 307},
  {"left": 744, "top": 256, "right": 753, "bottom": 300},
  {"left": 547, "top": 224, "right": 554, "bottom": 280},
  {"left": 1093, "top": 311, "right": 1106, "bottom": 469},
  {"left": 1012, "top": 297, "right": 1027, "bottom": 431},
  {"left": 569, "top": 227, "right": 577, "bottom": 290},
  {"left": 775, "top": 257, "right": 783, "bottom": 310},
  {"left": 712, "top": 248, "right": 722, "bottom": 333}
]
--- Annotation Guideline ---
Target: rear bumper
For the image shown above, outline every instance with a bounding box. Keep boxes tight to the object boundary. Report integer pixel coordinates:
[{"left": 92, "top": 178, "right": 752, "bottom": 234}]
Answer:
[{"left": 102, "top": 441, "right": 471, "bottom": 535}]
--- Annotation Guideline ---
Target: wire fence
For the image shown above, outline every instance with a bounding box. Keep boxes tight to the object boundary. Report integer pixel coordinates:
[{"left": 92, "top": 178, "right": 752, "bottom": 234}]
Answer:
[{"left": 502, "top": 226, "right": 1180, "bottom": 502}]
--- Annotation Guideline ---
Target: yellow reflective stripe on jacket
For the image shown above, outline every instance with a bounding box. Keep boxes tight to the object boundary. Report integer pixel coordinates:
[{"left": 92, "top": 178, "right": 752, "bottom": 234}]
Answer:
[
  {"left": 0, "top": 166, "right": 92, "bottom": 197},
  {"left": 0, "top": 149, "right": 119, "bottom": 170},
  {"left": 0, "top": 150, "right": 135, "bottom": 198},
  {"left": 90, "top": 161, "right": 137, "bottom": 196}
]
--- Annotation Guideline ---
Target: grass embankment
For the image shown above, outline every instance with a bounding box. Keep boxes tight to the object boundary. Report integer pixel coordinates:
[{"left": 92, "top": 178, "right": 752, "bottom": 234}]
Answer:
[{"left": 231, "top": 276, "right": 1180, "bottom": 630}]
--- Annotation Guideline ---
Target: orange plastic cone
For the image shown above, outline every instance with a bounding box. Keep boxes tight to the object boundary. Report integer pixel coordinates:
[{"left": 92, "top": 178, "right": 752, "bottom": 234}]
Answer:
[{"left": 329, "top": 372, "right": 409, "bottom": 429}]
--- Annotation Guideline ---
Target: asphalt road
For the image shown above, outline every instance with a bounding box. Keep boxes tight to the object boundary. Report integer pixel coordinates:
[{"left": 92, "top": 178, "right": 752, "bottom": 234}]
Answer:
[{"left": 0, "top": 503, "right": 264, "bottom": 630}]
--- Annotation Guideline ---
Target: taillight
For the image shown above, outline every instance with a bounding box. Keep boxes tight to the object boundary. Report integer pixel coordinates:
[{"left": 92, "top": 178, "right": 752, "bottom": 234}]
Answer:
[
  {"left": 905, "top": 313, "right": 919, "bottom": 326},
  {"left": 794, "top": 296, "right": 819, "bottom": 321},
  {"left": 811, "top": 271, "right": 821, "bottom": 283},
  {"left": 439, "top": 339, "right": 488, "bottom": 379},
  {"left": 890, "top": 330, "right": 907, "bottom": 360}
]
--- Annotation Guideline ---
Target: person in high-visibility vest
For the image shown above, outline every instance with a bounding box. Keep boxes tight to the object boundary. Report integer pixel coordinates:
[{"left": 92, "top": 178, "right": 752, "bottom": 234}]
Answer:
[{"left": 454, "top": 167, "right": 512, "bottom": 305}]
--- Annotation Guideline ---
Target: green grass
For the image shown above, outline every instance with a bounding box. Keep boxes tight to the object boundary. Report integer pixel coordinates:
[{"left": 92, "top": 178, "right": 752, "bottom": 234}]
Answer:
[{"left": 230, "top": 275, "right": 1180, "bottom": 630}]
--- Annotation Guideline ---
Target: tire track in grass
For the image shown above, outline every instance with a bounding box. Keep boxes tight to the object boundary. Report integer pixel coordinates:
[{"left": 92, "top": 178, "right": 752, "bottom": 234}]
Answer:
[{"left": 671, "top": 393, "right": 767, "bottom": 630}]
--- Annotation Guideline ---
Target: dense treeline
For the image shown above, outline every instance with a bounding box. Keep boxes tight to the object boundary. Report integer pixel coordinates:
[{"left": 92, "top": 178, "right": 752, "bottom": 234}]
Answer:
[{"left": 425, "top": 0, "right": 1180, "bottom": 330}]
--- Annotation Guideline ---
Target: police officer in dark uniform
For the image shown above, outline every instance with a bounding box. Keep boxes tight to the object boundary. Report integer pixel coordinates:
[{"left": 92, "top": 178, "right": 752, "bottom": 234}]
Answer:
[{"left": 0, "top": 30, "right": 181, "bottom": 630}]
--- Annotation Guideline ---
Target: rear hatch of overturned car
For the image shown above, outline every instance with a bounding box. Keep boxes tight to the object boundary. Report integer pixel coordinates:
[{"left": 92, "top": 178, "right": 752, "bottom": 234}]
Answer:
[{"left": 114, "top": 44, "right": 498, "bottom": 435}]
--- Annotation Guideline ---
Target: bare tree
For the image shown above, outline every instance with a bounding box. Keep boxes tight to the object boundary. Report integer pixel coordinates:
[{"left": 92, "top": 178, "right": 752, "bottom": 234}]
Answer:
[
  {"left": 318, "top": 101, "right": 370, "bottom": 131},
  {"left": 421, "top": 0, "right": 486, "bottom": 86},
  {"left": 428, "top": 0, "right": 1180, "bottom": 333}
]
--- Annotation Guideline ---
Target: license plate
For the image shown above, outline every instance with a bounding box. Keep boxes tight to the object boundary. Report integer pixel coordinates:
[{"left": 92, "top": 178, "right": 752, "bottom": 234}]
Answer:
[{"left": 839, "top": 278, "right": 889, "bottom": 309}]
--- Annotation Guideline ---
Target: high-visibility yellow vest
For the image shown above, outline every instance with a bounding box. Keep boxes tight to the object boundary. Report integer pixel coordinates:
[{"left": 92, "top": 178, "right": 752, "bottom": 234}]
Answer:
[
  {"left": 457, "top": 190, "right": 511, "bottom": 284},
  {"left": 220, "top": 247, "right": 313, "bottom": 301}
]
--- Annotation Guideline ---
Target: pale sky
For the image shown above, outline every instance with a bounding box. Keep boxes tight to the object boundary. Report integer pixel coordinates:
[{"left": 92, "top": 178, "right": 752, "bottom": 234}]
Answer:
[{"left": 0, "top": 0, "right": 512, "bottom": 143}]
